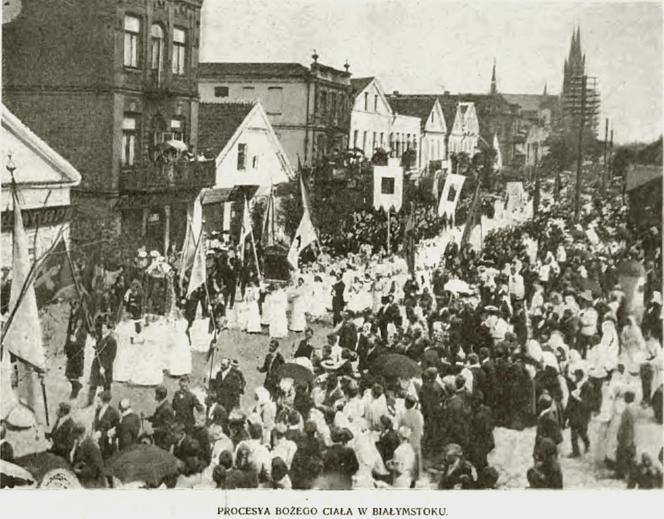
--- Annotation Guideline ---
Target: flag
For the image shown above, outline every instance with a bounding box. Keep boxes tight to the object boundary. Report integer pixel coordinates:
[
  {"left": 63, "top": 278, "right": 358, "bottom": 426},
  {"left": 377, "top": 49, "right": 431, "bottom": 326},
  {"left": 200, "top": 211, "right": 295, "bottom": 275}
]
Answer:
[
  {"left": 261, "top": 191, "right": 276, "bottom": 248},
  {"left": 4, "top": 189, "right": 45, "bottom": 371},
  {"left": 493, "top": 133, "right": 502, "bottom": 172},
  {"left": 239, "top": 198, "right": 252, "bottom": 262},
  {"left": 287, "top": 176, "right": 318, "bottom": 269},
  {"left": 179, "top": 195, "right": 202, "bottom": 290},
  {"left": 186, "top": 227, "right": 206, "bottom": 297},
  {"left": 437, "top": 173, "right": 466, "bottom": 219},
  {"left": 460, "top": 183, "right": 481, "bottom": 250},
  {"left": 33, "top": 236, "right": 79, "bottom": 307}
]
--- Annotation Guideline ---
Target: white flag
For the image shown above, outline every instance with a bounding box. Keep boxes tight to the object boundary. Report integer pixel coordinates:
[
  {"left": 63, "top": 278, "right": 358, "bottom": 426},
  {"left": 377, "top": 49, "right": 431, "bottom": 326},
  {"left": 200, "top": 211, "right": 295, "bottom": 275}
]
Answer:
[
  {"left": 179, "top": 194, "right": 202, "bottom": 289},
  {"left": 493, "top": 133, "right": 502, "bottom": 172},
  {"left": 437, "top": 173, "right": 466, "bottom": 219},
  {"left": 186, "top": 228, "right": 206, "bottom": 297},
  {"left": 239, "top": 198, "right": 252, "bottom": 262},
  {"left": 287, "top": 211, "right": 318, "bottom": 270}
]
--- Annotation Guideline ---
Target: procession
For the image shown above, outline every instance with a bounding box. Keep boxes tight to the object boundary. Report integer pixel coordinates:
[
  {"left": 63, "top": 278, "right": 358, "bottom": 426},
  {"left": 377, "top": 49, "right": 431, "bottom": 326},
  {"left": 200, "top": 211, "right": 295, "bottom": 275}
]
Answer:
[{"left": 1, "top": 0, "right": 663, "bottom": 494}]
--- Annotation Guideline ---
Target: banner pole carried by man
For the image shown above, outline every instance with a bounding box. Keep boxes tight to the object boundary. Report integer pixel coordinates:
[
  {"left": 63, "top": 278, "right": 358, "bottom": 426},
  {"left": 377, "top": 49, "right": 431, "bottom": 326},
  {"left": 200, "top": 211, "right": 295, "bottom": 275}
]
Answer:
[{"left": 287, "top": 173, "right": 318, "bottom": 270}]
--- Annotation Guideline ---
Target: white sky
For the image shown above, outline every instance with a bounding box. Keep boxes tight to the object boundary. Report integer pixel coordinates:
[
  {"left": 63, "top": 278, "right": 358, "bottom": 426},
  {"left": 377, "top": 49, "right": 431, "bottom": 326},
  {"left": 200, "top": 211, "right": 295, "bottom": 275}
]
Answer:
[{"left": 201, "top": 0, "right": 663, "bottom": 144}]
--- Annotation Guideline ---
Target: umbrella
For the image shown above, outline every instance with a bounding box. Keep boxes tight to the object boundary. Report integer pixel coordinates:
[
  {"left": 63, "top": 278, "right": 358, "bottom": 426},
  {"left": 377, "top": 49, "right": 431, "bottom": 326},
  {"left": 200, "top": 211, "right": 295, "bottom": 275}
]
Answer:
[
  {"left": 273, "top": 362, "right": 314, "bottom": 387},
  {"left": 106, "top": 444, "right": 181, "bottom": 487},
  {"left": 444, "top": 279, "right": 472, "bottom": 294},
  {"left": 0, "top": 460, "right": 36, "bottom": 488},
  {"left": 14, "top": 451, "right": 71, "bottom": 482},
  {"left": 369, "top": 353, "right": 422, "bottom": 379}
]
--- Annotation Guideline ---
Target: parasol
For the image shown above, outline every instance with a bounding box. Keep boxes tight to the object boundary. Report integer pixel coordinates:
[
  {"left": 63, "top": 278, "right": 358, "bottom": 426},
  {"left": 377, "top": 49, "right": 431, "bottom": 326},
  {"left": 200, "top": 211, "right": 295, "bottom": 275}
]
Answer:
[
  {"left": 368, "top": 353, "right": 422, "bottom": 379},
  {"left": 105, "top": 444, "right": 181, "bottom": 487},
  {"left": 14, "top": 451, "right": 71, "bottom": 482},
  {"left": 444, "top": 279, "right": 472, "bottom": 294},
  {"left": 273, "top": 362, "right": 314, "bottom": 387},
  {"left": 0, "top": 459, "right": 37, "bottom": 488}
]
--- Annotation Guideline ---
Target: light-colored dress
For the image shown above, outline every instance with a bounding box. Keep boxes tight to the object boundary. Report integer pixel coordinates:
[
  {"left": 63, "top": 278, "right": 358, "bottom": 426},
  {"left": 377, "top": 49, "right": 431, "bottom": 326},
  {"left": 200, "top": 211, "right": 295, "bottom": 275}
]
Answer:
[
  {"left": 113, "top": 320, "right": 136, "bottom": 383},
  {"left": 269, "top": 289, "right": 289, "bottom": 339},
  {"left": 310, "top": 280, "right": 329, "bottom": 318},
  {"left": 189, "top": 317, "right": 213, "bottom": 353},
  {"left": 129, "top": 322, "right": 164, "bottom": 386},
  {"left": 245, "top": 286, "right": 262, "bottom": 334},
  {"left": 167, "top": 317, "right": 192, "bottom": 377},
  {"left": 289, "top": 287, "right": 307, "bottom": 332}
]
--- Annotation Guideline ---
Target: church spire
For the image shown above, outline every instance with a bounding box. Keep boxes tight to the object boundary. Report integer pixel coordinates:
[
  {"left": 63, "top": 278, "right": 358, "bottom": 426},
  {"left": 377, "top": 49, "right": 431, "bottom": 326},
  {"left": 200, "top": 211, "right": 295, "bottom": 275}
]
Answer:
[{"left": 490, "top": 58, "right": 497, "bottom": 95}]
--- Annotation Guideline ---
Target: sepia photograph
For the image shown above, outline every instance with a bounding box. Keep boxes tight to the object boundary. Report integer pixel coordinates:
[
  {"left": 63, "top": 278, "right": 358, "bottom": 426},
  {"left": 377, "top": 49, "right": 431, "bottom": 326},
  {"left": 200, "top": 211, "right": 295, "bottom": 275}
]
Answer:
[{"left": 0, "top": 0, "right": 662, "bottom": 497}]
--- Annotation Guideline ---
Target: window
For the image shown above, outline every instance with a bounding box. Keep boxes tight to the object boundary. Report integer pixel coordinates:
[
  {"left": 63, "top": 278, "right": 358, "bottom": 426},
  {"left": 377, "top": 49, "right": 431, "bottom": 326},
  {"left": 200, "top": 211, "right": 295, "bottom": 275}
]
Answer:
[
  {"left": 374, "top": 95, "right": 378, "bottom": 112},
  {"left": 150, "top": 24, "right": 164, "bottom": 71},
  {"left": 364, "top": 92, "right": 368, "bottom": 111},
  {"left": 362, "top": 131, "right": 367, "bottom": 154},
  {"left": 267, "top": 86, "right": 283, "bottom": 114},
  {"left": 214, "top": 86, "right": 229, "bottom": 98},
  {"left": 379, "top": 132, "right": 384, "bottom": 148},
  {"left": 431, "top": 111, "right": 435, "bottom": 123},
  {"left": 121, "top": 115, "right": 138, "bottom": 166},
  {"left": 170, "top": 119, "right": 184, "bottom": 142},
  {"left": 172, "top": 27, "right": 186, "bottom": 74},
  {"left": 353, "top": 130, "right": 358, "bottom": 148},
  {"left": 330, "top": 92, "right": 336, "bottom": 120},
  {"left": 320, "top": 91, "right": 327, "bottom": 115},
  {"left": 252, "top": 155, "right": 258, "bottom": 169},
  {"left": 237, "top": 143, "right": 247, "bottom": 170},
  {"left": 123, "top": 15, "right": 141, "bottom": 68},
  {"left": 372, "top": 132, "right": 376, "bottom": 152}
]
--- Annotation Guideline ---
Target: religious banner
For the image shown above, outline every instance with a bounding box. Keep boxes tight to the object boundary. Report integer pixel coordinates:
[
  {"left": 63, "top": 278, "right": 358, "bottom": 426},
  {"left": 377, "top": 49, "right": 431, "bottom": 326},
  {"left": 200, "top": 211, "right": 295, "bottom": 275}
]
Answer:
[
  {"left": 373, "top": 159, "right": 404, "bottom": 212},
  {"left": 437, "top": 173, "right": 466, "bottom": 218},
  {"left": 505, "top": 181, "right": 525, "bottom": 214}
]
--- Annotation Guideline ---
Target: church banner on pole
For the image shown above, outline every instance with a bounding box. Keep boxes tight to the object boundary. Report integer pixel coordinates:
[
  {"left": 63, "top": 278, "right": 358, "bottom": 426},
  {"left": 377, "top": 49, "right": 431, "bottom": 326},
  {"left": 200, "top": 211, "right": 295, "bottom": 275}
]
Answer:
[
  {"left": 373, "top": 158, "right": 404, "bottom": 212},
  {"left": 437, "top": 173, "right": 466, "bottom": 219}
]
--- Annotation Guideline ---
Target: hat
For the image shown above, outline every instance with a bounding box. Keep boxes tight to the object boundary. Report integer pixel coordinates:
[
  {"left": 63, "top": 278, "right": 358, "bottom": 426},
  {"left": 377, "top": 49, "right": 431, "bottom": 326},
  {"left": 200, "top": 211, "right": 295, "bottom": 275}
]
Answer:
[
  {"left": 578, "top": 290, "right": 593, "bottom": 302},
  {"left": 651, "top": 291, "right": 662, "bottom": 305},
  {"left": 397, "top": 425, "right": 412, "bottom": 440},
  {"left": 137, "top": 249, "right": 148, "bottom": 259},
  {"left": 149, "top": 250, "right": 160, "bottom": 258},
  {"left": 483, "top": 305, "right": 498, "bottom": 313}
]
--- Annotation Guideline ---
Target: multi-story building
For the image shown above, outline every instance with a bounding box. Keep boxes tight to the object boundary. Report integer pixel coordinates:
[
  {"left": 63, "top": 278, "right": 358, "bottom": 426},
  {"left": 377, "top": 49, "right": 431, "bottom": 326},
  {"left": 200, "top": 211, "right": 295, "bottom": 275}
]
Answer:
[
  {"left": 198, "top": 53, "right": 352, "bottom": 168},
  {"left": 386, "top": 94, "right": 446, "bottom": 172},
  {"left": 2, "top": 0, "right": 210, "bottom": 253}
]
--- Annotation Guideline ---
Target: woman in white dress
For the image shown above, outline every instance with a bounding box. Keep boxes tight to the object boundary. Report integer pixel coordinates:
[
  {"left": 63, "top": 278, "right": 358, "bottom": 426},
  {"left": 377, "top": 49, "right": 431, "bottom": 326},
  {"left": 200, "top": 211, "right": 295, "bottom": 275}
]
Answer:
[
  {"left": 245, "top": 282, "right": 262, "bottom": 334},
  {"left": 269, "top": 287, "right": 289, "bottom": 339},
  {"left": 310, "top": 275, "right": 328, "bottom": 320},
  {"left": 167, "top": 309, "right": 192, "bottom": 377},
  {"left": 189, "top": 301, "right": 213, "bottom": 354},
  {"left": 113, "top": 313, "right": 136, "bottom": 383},
  {"left": 129, "top": 315, "right": 164, "bottom": 386},
  {"left": 289, "top": 278, "right": 307, "bottom": 333}
]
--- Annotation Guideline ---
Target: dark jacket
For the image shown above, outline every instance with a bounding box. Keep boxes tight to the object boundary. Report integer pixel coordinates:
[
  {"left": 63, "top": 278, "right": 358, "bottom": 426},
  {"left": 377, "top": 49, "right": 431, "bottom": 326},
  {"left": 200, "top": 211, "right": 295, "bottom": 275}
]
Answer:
[
  {"left": 258, "top": 351, "right": 285, "bottom": 392},
  {"left": 117, "top": 411, "right": 141, "bottom": 451},
  {"left": 294, "top": 340, "right": 314, "bottom": 360},
  {"left": 49, "top": 416, "right": 76, "bottom": 459},
  {"left": 64, "top": 326, "right": 87, "bottom": 380},
  {"left": 566, "top": 379, "right": 593, "bottom": 427},
  {"left": 213, "top": 368, "right": 246, "bottom": 412},
  {"left": 172, "top": 389, "right": 203, "bottom": 430},
  {"left": 338, "top": 321, "right": 358, "bottom": 351},
  {"left": 147, "top": 399, "right": 176, "bottom": 449},
  {"left": 93, "top": 405, "right": 121, "bottom": 459},
  {"left": 90, "top": 334, "right": 117, "bottom": 386}
]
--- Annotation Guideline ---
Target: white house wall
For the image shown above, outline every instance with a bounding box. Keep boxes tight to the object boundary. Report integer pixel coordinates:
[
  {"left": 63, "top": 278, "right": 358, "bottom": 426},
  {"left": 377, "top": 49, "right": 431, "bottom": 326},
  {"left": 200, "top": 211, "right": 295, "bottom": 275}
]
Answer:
[{"left": 350, "top": 81, "right": 393, "bottom": 156}]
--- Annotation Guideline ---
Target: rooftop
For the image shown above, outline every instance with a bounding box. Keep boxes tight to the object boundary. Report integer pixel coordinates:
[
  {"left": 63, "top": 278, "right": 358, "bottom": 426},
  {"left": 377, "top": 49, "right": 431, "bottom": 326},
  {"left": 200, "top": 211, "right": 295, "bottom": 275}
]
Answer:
[
  {"left": 197, "top": 102, "right": 256, "bottom": 159},
  {"left": 350, "top": 77, "right": 375, "bottom": 97},
  {"left": 198, "top": 62, "right": 311, "bottom": 79},
  {"left": 385, "top": 95, "right": 438, "bottom": 129}
]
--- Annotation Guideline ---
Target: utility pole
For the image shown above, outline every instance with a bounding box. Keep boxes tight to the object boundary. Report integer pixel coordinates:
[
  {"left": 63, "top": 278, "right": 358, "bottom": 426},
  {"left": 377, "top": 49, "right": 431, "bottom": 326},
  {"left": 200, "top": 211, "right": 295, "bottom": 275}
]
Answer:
[
  {"left": 574, "top": 75, "right": 587, "bottom": 222},
  {"left": 601, "top": 118, "right": 609, "bottom": 193}
]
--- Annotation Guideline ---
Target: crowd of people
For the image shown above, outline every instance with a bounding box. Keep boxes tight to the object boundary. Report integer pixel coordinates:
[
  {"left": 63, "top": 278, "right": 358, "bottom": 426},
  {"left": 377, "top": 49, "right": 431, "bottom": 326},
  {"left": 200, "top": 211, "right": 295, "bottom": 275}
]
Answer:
[{"left": 2, "top": 178, "right": 663, "bottom": 490}]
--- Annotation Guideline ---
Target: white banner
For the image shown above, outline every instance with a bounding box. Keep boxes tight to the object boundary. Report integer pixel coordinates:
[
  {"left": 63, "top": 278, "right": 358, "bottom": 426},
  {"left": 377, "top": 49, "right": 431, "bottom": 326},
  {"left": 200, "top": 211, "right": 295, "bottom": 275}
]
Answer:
[
  {"left": 373, "top": 160, "right": 404, "bottom": 212},
  {"left": 437, "top": 173, "right": 466, "bottom": 218},
  {"left": 505, "top": 181, "right": 525, "bottom": 214}
]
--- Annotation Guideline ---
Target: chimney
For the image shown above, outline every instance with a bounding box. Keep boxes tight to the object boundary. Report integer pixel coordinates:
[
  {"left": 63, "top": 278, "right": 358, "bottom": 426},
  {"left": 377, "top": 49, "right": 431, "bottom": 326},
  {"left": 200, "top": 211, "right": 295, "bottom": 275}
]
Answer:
[
  {"left": 392, "top": 90, "right": 400, "bottom": 96},
  {"left": 444, "top": 90, "right": 450, "bottom": 95}
]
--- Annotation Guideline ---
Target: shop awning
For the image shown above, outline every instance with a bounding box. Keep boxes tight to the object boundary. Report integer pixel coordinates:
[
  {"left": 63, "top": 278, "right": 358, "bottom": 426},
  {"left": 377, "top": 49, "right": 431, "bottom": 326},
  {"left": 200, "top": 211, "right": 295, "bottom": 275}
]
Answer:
[{"left": 200, "top": 185, "right": 259, "bottom": 205}]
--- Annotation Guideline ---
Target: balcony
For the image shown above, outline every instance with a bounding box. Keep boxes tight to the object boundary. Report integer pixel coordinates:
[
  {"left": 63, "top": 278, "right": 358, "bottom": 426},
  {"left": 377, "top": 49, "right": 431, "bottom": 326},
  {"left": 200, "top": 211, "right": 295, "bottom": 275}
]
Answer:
[
  {"left": 143, "top": 70, "right": 196, "bottom": 98},
  {"left": 119, "top": 159, "right": 216, "bottom": 194}
]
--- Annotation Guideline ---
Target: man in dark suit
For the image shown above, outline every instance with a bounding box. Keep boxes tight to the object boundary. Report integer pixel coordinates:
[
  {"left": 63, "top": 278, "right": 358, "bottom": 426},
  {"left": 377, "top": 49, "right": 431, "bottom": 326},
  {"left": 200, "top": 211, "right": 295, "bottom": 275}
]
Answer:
[
  {"left": 117, "top": 398, "right": 141, "bottom": 451},
  {"left": 87, "top": 315, "right": 117, "bottom": 406},
  {"left": 566, "top": 368, "right": 593, "bottom": 457},
  {"left": 443, "top": 376, "right": 472, "bottom": 453},
  {"left": 212, "top": 358, "right": 245, "bottom": 413},
  {"left": 71, "top": 422, "right": 106, "bottom": 488},
  {"left": 534, "top": 393, "right": 563, "bottom": 454},
  {"left": 358, "top": 335, "right": 384, "bottom": 372},
  {"left": 336, "top": 312, "right": 358, "bottom": 351},
  {"left": 48, "top": 402, "right": 76, "bottom": 459},
  {"left": 331, "top": 274, "right": 346, "bottom": 326},
  {"left": 92, "top": 390, "right": 120, "bottom": 460},
  {"left": 145, "top": 385, "right": 175, "bottom": 450},
  {"left": 294, "top": 328, "right": 315, "bottom": 360},
  {"left": 258, "top": 340, "right": 285, "bottom": 397},
  {"left": 205, "top": 393, "right": 229, "bottom": 433},
  {"left": 172, "top": 375, "right": 204, "bottom": 432}
]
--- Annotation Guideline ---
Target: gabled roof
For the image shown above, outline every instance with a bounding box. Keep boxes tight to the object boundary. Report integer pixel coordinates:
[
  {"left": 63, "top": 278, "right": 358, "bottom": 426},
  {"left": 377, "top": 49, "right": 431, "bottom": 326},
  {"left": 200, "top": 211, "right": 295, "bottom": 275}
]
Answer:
[
  {"left": 198, "top": 62, "right": 311, "bottom": 79},
  {"left": 198, "top": 102, "right": 255, "bottom": 159},
  {"left": 350, "top": 77, "right": 375, "bottom": 97},
  {"left": 1, "top": 104, "right": 81, "bottom": 187},
  {"left": 386, "top": 95, "right": 437, "bottom": 129},
  {"left": 435, "top": 95, "right": 461, "bottom": 130}
]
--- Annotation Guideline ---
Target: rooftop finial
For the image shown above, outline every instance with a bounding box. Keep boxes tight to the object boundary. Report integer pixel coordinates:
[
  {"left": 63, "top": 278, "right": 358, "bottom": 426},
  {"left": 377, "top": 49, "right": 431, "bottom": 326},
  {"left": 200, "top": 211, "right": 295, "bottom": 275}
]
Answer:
[
  {"left": 344, "top": 60, "right": 350, "bottom": 72},
  {"left": 312, "top": 49, "right": 319, "bottom": 63}
]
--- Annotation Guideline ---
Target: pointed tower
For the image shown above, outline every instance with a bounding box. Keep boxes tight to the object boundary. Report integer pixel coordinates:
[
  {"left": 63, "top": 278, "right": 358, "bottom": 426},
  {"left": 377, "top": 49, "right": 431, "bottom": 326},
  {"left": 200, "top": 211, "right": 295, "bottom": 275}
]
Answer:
[{"left": 490, "top": 58, "right": 497, "bottom": 95}]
